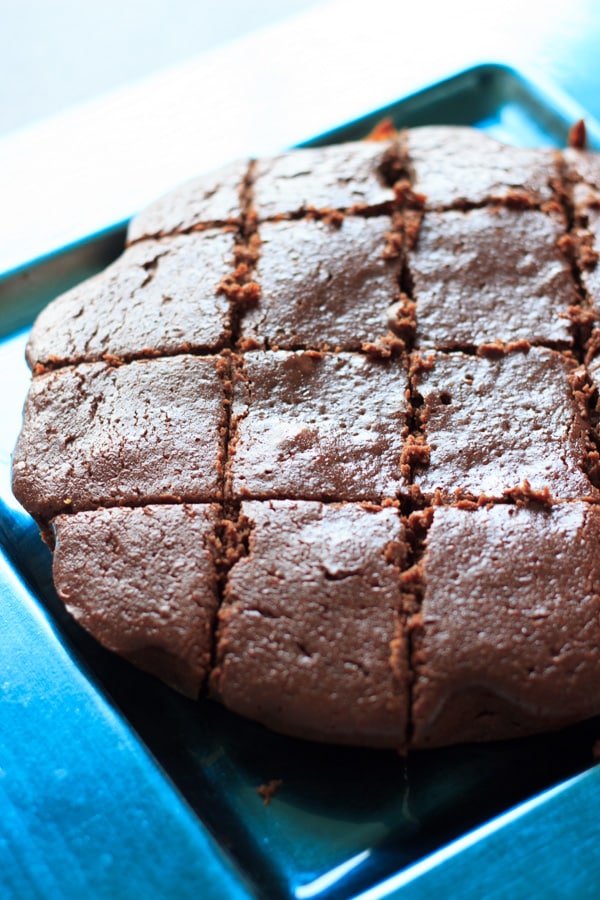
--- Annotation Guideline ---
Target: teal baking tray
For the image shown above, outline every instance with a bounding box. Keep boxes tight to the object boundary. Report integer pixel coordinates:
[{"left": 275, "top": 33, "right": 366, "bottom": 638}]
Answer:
[{"left": 2, "top": 64, "right": 600, "bottom": 899}]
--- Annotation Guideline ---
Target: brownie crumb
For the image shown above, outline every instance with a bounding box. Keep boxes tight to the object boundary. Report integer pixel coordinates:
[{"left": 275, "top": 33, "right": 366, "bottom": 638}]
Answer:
[
  {"left": 393, "top": 180, "right": 427, "bottom": 208},
  {"left": 382, "top": 227, "right": 404, "bottom": 260},
  {"left": 453, "top": 498, "right": 480, "bottom": 511},
  {"left": 256, "top": 779, "right": 283, "bottom": 806},
  {"left": 502, "top": 479, "right": 555, "bottom": 509},
  {"left": 400, "top": 434, "right": 431, "bottom": 474},
  {"left": 502, "top": 189, "right": 538, "bottom": 210},
  {"left": 361, "top": 334, "right": 406, "bottom": 358},
  {"left": 387, "top": 295, "right": 417, "bottom": 341},
  {"left": 476, "top": 341, "right": 508, "bottom": 359},
  {"left": 569, "top": 119, "right": 587, "bottom": 151},
  {"left": 304, "top": 206, "right": 345, "bottom": 228},
  {"left": 216, "top": 268, "right": 261, "bottom": 310},
  {"left": 578, "top": 230, "right": 599, "bottom": 270},
  {"left": 366, "top": 118, "right": 398, "bottom": 142},
  {"left": 585, "top": 329, "right": 600, "bottom": 365}
]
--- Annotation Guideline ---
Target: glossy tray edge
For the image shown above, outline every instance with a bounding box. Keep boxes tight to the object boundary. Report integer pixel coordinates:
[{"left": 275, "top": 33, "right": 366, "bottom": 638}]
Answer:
[
  {"left": 356, "top": 766, "right": 600, "bottom": 899},
  {"left": 300, "top": 61, "right": 600, "bottom": 149},
  {"left": 0, "top": 548, "right": 255, "bottom": 900}
]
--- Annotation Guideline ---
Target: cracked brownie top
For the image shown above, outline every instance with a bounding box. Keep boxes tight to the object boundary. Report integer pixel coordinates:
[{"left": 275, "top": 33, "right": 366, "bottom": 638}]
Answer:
[{"left": 13, "top": 126, "right": 600, "bottom": 749}]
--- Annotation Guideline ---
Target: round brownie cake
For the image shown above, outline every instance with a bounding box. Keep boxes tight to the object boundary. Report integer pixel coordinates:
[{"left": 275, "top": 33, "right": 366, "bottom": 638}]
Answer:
[{"left": 12, "top": 126, "right": 600, "bottom": 748}]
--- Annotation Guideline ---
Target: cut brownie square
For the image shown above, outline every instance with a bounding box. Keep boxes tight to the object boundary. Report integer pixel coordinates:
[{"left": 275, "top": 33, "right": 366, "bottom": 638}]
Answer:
[
  {"left": 406, "top": 126, "right": 558, "bottom": 209},
  {"left": 126, "top": 158, "right": 249, "bottom": 243},
  {"left": 52, "top": 504, "right": 221, "bottom": 698},
  {"left": 412, "top": 347, "right": 598, "bottom": 501},
  {"left": 411, "top": 503, "right": 600, "bottom": 747},
  {"left": 409, "top": 207, "right": 576, "bottom": 350},
  {"left": 252, "top": 140, "right": 399, "bottom": 219},
  {"left": 227, "top": 351, "right": 409, "bottom": 502},
  {"left": 239, "top": 217, "right": 402, "bottom": 351},
  {"left": 211, "top": 500, "right": 409, "bottom": 746},
  {"left": 12, "top": 355, "right": 227, "bottom": 521},
  {"left": 27, "top": 231, "right": 236, "bottom": 370}
]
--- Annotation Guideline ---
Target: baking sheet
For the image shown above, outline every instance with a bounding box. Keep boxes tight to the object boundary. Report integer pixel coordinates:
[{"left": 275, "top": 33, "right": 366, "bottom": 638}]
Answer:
[{"left": 1, "top": 64, "right": 600, "bottom": 899}]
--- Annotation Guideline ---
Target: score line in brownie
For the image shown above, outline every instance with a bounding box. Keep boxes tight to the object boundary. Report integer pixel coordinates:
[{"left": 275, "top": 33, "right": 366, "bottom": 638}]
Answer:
[{"left": 12, "top": 126, "right": 600, "bottom": 749}]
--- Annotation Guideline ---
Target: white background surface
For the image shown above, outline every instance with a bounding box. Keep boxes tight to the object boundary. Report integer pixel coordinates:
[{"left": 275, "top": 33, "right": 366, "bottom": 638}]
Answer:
[{"left": 0, "top": 1, "right": 322, "bottom": 135}]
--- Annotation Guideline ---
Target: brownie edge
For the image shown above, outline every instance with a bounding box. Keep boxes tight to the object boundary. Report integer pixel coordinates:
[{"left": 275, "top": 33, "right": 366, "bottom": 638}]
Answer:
[
  {"left": 52, "top": 504, "right": 221, "bottom": 698},
  {"left": 411, "top": 503, "right": 600, "bottom": 747},
  {"left": 12, "top": 355, "right": 228, "bottom": 521},
  {"left": 211, "top": 500, "right": 410, "bottom": 747}
]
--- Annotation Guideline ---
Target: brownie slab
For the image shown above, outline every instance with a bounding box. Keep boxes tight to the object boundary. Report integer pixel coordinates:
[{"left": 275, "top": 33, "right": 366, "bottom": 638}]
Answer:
[
  {"left": 211, "top": 500, "right": 409, "bottom": 746},
  {"left": 12, "top": 355, "right": 227, "bottom": 521},
  {"left": 411, "top": 503, "right": 600, "bottom": 747},
  {"left": 406, "top": 126, "right": 558, "bottom": 209},
  {"left": 14, "top": 128, "right": 600, "bottom": 751},
  {"left": 26, "top": 231, "right": 236, "bottom": 370},
  {"left": 413, "top": 347, "right": 598, "bottom": 501},
  {"left": 227, "top": 351, "right": 409, "bottom": 501},
  {"left": 239, "top": 216, "right": 402, "bottom": 351},
  {"left": 52, "top": 504, "right": 221, "bottom": 698},
  {"left": 126, "top": 158, "right": 249, "bottom": 243},
  {"left": 251, "top": 140, "right": 399, "bottom": 219},
  {"left": 409, "top": 207, "right": 577, "bottom": 350}
]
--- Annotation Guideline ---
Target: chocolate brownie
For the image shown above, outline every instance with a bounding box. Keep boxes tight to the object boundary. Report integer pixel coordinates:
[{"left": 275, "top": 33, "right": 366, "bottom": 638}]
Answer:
[
  {"left": 251, "top": 139, "right": 401, "bottom": 219},
  {"left": 12, "top": 127, "right": 600, "bottom": 750},
  {"left": 211, "top": 500, "right": 409, "bottom": 746},
  {"left": 406, "top": 125, "right": 558, "bottom": 208},
  {"left": 239, "top": 216, "right": 403, "bottom": 351},
  {"left": 27, "top": 230, "right": 236, "bottom": 370},
  {"left": 412, "top": 346, "right": 598, "bottom": 501},
  {"left": 12, "top": 355, "right": 228, "bottom": 521},
  {"left": 409, "top": 207, "right": 576, "bottom": 350},
  {"left": 126, "top": 158, "right": 249, "bottom": 243},
  {"left": 227, "top": 351, "right": 409, "bottom": 502},
  {"left": 411, "top": 502, "right": 600, "bottom": 747},
  {"left": 52, "top": 503, "right": 221, "bottom": 697}
]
